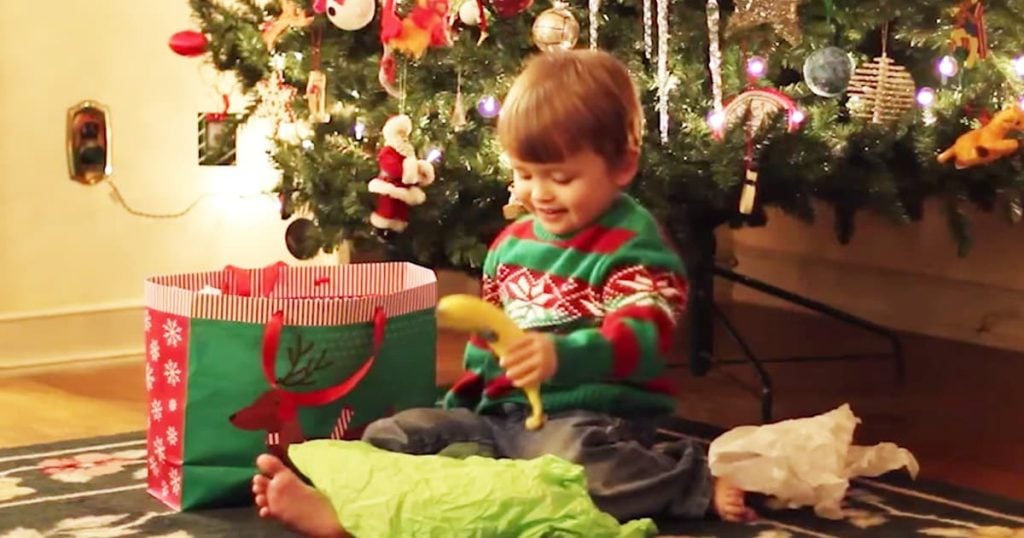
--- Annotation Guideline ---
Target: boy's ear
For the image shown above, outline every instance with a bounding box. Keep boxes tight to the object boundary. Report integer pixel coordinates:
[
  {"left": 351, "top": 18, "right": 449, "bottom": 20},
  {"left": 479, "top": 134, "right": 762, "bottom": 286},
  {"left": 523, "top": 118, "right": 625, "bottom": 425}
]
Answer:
[{"left": 612, "top": 146, "right": 640, "bottom": 187}]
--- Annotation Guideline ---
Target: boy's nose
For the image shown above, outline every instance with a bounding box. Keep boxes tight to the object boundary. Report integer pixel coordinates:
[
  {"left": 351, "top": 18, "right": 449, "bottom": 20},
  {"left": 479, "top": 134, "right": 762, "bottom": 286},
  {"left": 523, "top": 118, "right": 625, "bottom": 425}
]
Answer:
[{"left": 531, "top": 183, "right": 555, "bottom": 202}]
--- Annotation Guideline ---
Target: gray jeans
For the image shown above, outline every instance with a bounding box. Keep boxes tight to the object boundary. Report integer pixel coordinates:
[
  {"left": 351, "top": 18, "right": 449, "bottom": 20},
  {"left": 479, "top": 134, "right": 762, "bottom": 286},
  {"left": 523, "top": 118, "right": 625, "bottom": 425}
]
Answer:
[{"left": 362, "top": 405, "right": 713, "bottom": 521}]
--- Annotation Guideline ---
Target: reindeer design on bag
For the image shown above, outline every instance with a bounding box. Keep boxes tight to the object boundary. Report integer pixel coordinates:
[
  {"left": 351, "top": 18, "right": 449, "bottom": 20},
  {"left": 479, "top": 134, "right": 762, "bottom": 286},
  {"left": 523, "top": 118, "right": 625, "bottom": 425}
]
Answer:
[{"left": 230, "top": 308, "right": 387, "bottom": 464}]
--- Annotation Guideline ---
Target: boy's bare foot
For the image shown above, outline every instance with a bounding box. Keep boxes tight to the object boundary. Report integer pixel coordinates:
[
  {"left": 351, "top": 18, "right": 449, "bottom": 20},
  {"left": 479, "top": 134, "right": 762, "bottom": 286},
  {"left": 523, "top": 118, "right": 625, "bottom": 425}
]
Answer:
[
  {"left": 712, "top": 476, "right": 757, "bottom": 523},
  {"left": 252, "top": 454, "right": 350, "bottom": 538}
]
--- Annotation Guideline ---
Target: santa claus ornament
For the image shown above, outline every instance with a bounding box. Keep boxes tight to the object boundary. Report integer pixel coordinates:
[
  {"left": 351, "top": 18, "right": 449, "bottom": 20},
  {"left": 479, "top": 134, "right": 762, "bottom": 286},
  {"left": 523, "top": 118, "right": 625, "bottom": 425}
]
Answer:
[{"left": 368, "top": 115, "right": 435, "bottom": 233}]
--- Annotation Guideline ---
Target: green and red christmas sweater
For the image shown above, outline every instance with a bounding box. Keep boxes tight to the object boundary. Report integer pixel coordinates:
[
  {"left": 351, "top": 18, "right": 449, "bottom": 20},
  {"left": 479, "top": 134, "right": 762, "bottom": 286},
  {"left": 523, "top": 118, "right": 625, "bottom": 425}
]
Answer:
[{"left": 442, "top": 194, "right": 688, "bottom": 417}]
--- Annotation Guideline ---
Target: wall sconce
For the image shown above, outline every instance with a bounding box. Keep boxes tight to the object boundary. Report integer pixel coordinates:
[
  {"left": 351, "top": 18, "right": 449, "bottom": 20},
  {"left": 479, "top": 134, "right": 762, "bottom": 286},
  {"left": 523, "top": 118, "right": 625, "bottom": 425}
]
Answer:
[{"left": 66, "top": 100, "right": 112, "bottom": 184}]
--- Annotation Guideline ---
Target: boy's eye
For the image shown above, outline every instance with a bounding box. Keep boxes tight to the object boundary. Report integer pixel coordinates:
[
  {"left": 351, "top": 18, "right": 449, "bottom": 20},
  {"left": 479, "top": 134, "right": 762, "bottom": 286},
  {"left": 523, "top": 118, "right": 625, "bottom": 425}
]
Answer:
[{"left": 551, "top": 175, "right": 575, "bottom": 184}]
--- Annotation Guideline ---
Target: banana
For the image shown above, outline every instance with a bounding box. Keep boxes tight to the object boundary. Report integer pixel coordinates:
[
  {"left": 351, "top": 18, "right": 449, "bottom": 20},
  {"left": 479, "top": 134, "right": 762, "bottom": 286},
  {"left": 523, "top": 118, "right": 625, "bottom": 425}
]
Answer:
[{"left": 436, "top": 294, "right": 546, "bottom": 430}]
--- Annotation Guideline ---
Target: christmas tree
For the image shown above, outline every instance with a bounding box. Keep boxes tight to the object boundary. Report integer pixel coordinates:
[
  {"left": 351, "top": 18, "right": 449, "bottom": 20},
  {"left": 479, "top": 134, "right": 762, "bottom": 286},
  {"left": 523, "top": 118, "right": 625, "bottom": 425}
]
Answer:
[{"left": 180, "top": 0, "right": 1024, "bottom": 270}]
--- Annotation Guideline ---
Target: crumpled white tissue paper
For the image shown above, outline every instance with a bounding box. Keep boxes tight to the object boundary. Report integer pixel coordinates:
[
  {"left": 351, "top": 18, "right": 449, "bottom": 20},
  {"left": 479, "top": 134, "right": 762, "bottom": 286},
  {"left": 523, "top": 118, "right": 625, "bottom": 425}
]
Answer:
[{"left": 708, "top": 404, "right": 919, "bottom": 519}]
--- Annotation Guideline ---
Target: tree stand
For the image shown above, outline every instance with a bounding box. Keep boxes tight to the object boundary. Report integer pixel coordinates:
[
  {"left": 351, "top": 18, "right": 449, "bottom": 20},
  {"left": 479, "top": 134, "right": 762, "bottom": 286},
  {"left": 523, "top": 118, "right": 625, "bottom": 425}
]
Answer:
[{"left": 681, "top": 225, "right": 905, "bottom": 424}]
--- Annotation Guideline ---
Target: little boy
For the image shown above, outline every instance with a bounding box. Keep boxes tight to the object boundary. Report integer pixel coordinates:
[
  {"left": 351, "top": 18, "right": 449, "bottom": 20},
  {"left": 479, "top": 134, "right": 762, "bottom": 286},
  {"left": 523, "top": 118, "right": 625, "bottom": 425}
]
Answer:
[{"left": 252, "top": 49, "right": 754, "bottom": 536}]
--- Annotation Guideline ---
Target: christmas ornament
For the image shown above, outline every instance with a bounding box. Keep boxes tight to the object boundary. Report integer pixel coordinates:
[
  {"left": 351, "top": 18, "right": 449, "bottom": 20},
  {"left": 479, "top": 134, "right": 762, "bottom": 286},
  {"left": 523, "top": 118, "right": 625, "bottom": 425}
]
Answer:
[
  {"left": 458, "top": 0, "right": 482, "bottom": 25},
  {"left": 709, "top": 88, "right": 803, "bottom": 140},
  {"left": 490, "top": 0, "right": 533, "bottom": 18},
  {"left": 937, "top": 106, "right": 1024, "bottom": 169},
  {"left": 708, "top": 88, "right": 804, "bottom": 215},
  {"left": 368, "top": 115, "right": 436, "bottom": 233},
  {"left": 726, "top": 0, "right": 801, "bottom": 45},
  {"left": 324, "top": 0, "right": 376, "bottom": 30},
  {"left": 656, "top": 0, "right": 669, "bottom": 142},
  {"left": 261, "top": 0, "right": 314, "bottom": 50},
  {"left": 847, "top": 55, "right": 916, "bottom": 124},
  {"left": 803, "top": 47, "right": 853, "bottom": 97},
  {"left": 285, "top": 218, "right": 323, "bottom": 260},
  {"left": 532, "top": 3, "right": 579, "bottom": 52},
  {"left": 254, "top": 71, "right": 299, "bottom": 123},
  {"left": 450, "top": 0, "right": 489, "bottom": 44},
  {"left": 949, "top": 0, "right": 987, "bottom": 68},
  {"left": 641, "top": 0, "right": 652, "bottom": 59},
  {"left": 168, "top": 30, "right": 208, "bottom": 57},
  {"left": 380, "top": 0, "right": 451, "bottom": 59},
  {"left": 307, "top": 70, "right": 330, "bottom": 123},
  {"left": 452, "top": 72, "right": 468, "bottom": 130},
  {"left": 706, "top": 0, "right": 723, "bottom": 112},
  {"left": 306, "top": 28, "right": 330, "bottom": 123}
]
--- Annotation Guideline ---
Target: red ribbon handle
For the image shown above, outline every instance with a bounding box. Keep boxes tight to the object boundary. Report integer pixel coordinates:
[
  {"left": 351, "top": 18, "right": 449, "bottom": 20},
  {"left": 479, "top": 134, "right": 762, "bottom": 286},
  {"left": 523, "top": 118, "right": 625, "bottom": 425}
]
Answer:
[
  {"left": 221, "top": 261, "right": 287, "bottom": 297},
  {"left": 261, "top": 307, "right": 388, "bottom": 408}
]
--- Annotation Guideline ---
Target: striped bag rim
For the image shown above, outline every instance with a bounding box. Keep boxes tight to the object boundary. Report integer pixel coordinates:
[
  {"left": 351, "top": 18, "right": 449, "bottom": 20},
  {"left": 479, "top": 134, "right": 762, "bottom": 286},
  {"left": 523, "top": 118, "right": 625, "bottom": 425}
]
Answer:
[{"left": 144, "top": 262, "right": 437, "bottom": 325}]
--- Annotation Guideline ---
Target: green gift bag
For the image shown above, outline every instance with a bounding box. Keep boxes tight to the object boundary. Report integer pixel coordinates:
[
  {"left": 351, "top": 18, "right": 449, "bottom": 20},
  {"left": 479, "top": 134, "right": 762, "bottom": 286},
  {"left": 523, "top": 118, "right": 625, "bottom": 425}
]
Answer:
[{"left": 143, "top": 262, "right": 437, "bottom": 510}]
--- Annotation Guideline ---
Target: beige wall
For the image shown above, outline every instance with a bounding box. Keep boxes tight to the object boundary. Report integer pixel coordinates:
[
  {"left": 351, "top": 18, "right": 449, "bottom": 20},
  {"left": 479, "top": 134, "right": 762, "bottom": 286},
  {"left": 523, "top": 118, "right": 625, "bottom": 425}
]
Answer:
[
  {"left": 0, "top": 1, "right": 333, "bottom": 369},
  {"left": 722, "top": 200, "right": 1024, "bottom": 351}
]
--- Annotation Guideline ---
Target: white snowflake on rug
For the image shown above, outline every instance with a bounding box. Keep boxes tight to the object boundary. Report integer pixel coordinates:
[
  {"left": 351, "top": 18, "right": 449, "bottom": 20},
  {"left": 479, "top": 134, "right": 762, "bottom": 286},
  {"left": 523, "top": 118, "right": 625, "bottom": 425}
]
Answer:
[
  {"left": 166, "top": 426, "right": 179, "bottom": 447},
  {"left": 148, "top": 456, "right": 161, "bottom": 479},
  {"left": 151, "top": 400, "right": 163, "bottom": 422},
  {"left": 149, "top": 339, "right": 161, "bottom": 363},
  {"left": 162, "top": 319, "right": 183, "bottom": 347},
  {"left": 168, "top": 398, "right": 178, "bottom": 413},
  {"left": 146, "top": 364, "right": 155, "bottom": 391},
  {"left": 0, "top": 514, "right": 192, "bottom": 538},
  {"left": 164, "top": 361, "right": 182, "bottom": 386},
  {"left": 145, "top": 311, "right": 153, "bottom": 332}
]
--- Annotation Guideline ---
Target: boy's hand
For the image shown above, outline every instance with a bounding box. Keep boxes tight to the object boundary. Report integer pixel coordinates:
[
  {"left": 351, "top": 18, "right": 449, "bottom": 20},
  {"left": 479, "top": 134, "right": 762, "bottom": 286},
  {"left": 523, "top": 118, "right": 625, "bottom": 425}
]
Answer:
[{"left": 500, "top": 332, "right": 557, "bottom": 388}]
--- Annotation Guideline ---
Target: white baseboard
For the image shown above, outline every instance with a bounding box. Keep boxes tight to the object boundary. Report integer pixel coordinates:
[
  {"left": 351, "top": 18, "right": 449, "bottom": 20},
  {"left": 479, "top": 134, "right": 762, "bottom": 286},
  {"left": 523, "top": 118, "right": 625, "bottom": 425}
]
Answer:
[
  {"left": 729, "top": 246, "right": 1024, "bottom": 352},
  {"left": 0, "top": 302, "right": 145, "bottom": 371}
]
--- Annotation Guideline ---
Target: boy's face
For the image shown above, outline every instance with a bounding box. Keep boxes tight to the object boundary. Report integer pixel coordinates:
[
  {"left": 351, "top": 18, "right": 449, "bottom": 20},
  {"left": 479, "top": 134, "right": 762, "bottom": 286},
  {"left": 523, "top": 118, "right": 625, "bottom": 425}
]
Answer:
[{"left": 509, "top": 148, "right": 637, "bottom": 236}]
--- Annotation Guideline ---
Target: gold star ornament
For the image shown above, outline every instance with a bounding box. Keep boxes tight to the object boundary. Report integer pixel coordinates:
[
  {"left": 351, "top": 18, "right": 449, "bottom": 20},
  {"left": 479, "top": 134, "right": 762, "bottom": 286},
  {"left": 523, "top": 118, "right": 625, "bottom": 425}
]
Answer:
[{"left": 725, "top": 0, "right": 802, "bottom": 45}]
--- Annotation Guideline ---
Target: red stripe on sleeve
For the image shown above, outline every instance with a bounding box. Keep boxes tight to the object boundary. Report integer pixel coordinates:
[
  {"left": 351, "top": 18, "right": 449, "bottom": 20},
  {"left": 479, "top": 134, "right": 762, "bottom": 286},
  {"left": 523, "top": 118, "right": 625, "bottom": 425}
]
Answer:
[
  {"left": 611, "top": 304, "right": 677, "bottom": 355},
  {"left": 468, "top": 333, "right": 492, "bottom": 350},
  {"left": 600, "top": 315, "right": 641, "bottom": 379},
  {"left": 484, "top": 375, "right": 515, "bottom": 398},
  {"left": 451, "top": 372, "right": 483, "bottom": 396}
]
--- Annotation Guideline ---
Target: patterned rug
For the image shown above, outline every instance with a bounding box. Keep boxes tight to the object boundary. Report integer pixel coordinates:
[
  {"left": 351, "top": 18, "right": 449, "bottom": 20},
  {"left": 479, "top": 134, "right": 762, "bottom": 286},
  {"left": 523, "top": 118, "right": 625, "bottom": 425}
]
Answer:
[{"left": 1, "top": 420, "right": 1021, "bottom": 537}]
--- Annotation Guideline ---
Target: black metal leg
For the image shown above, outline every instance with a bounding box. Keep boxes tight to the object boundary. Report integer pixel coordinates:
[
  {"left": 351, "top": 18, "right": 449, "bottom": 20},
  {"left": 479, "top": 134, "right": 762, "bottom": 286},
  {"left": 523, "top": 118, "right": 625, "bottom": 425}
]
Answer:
[
  {"left": 713, "top": 266, "right": 905, "bottom": 385},
  {"left": 713, "top": 303, "right": 774, "bottom": 423}
]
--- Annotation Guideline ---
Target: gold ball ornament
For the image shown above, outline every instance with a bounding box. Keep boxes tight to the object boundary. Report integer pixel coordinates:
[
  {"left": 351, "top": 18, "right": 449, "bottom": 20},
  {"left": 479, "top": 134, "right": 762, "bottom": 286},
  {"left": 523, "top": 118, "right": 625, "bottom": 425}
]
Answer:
[
  {"left": 847, "top": 54, "right": 916, "bottom": 124},
  {"left": 532, "top": 5, "right": 579, "bottom": 52}
]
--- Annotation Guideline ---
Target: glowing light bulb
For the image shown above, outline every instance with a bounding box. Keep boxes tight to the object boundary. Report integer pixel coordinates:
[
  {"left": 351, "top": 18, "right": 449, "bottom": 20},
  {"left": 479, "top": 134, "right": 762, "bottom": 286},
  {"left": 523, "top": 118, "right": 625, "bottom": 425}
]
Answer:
[
  {"left": 746, "top": 56, "right": 768, "bottom": 79},
  {"left": 477, "top": 96, "right": 501, "bottom": 118},
  {"left": 1014, "top": 56, "right": 1024, "bottom": 77},
  {"left": 938, "top": 56, "right": 958, "bottom": 78},
  {"left": 789, "top": 109, "right": 806, "bottom": 127},
  {"left": 916, "top": 87, "right": 936, "bottom": 108},
  {"left": 353, "top": 121, "right": 366, "bottom": 141},
  {"left": 707, "top": 109, "right": 725, "bottom": 132},
  {"left": 426, "top": 147, "right": 443, "bottom": 163}
]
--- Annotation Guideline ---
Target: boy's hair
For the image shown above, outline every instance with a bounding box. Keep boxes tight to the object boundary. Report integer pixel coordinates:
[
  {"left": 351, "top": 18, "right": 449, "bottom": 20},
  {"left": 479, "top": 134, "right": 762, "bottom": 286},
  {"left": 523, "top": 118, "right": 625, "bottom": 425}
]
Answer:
[{"left": 497, "top": 50, "right": 643, "bottom": 168}]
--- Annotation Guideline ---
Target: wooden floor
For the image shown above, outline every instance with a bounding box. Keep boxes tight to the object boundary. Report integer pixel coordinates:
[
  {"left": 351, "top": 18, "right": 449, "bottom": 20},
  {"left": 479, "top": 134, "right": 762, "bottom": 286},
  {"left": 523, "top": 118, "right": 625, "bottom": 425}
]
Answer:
[{"left": 2, "top": 303, "right": 1021, "bottom": 501}]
